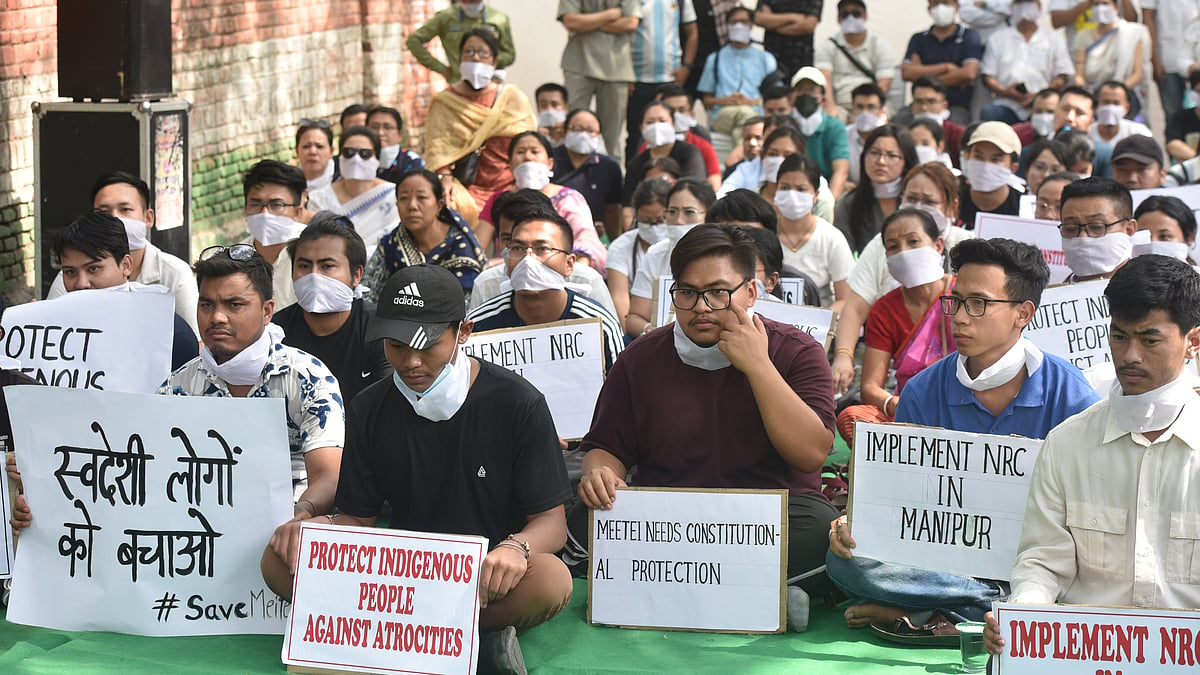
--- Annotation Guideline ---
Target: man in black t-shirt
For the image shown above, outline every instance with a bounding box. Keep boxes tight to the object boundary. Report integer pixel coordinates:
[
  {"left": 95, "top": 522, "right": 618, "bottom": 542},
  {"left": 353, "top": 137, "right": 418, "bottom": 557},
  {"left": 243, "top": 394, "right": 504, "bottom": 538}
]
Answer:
[
  {"left": 272, "top": 213, "right": 390, "bottom": 402},
  {"left": 262, "top": 265, "right": 573, "bottom": 674}
]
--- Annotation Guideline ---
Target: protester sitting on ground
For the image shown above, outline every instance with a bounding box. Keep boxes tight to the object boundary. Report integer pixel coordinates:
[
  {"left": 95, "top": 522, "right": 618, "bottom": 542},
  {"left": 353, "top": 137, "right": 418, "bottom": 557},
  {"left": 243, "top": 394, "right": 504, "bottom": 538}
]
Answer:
[
  {"left": 833, "top": 124, "right": 918, "bottom": 253},
  {"left": 607, "top": 178, "right": 672, "bottom": 337},
  {"left": 774, "top": 154, "right": 854, "bottom": 312},
  {"left": 1110, "top": 134, "right": 1167, "bottom": 191},
  {"left": 367, "top": 106, "right": 425, "bottom": 185},
  {"left": 264, "top": 265, "right": 572, "bottom": 675},
  {"left": 1131, "top": 195, "right": 1196, "bottom": 263},
  {"left": 1033, "top": 170, "right": 1081, "bottom": 221},
  {"left": 1020, "top": 139, "right": 1069, "bottom": 197},
  {"left": 653, "top": 85, "right": 723, "bottom": 193},
  {"left": 239, "top": 160, "right": 307, "bottom": 310},
  {"left": 893, "top": 76, "right": 965, "bottom": 168},
  {"left": 831, "top": 162, "right": 973, "bottom": 395},
  {"left": 907, "top": 118, "right": 954, "bottom": 169},
  {"left": 552, "top": 108, "right": 624, "bottom": 240},
  {"left": 709, "top": 189, "right": 822, "bottom": 306},
  {"left": 623, "top": 101, "right": 708, "bottom": 210},
  {"left": 813, "top": 0, "right": 897, "bottom": 122},
  {"left": 790, "top": 66, "right": 852, "bottom": 199},
  {"left": 1088, "top": 80, "right": 1152, "bottom": 148},
  {"left": 1053, "top": 129, "right": 1096, "bottom": 177},
  {"left": 697, "top": 5, "right": 776, "bottom": 147},
  {"left": 1012, "top": 87, "right": 1061, "bottom": 145},
  {"left": 46, "top": 171, "right": 199, "bottom": 336},
  {"left": 478, "top": 131, "right": 607, "bottom": 272},
  {"left": 468, "top": 211, "right": 624, "bottom": 372},
  {"left": 758, "top": 126, "right": 836, "bottom": 222},
  {"left": 574, "top": 223, "right": 841, "bottom": 632},
  {"left": 835, "top": 209, "right": 954, "bottom": 447},
  {"left": 1059, "top": 176, "right": 1137, "bottom": 282},
  {"left": 362, "top": 169, "right": 487, "bottom": 304},
  {"left": 305, "top": 126, "right": 400, "bottom": 252},
  {"left": 535, "top": 82, "right": 570, "bottom": 147},
  {"left": 273, "top": 213, "right": 389, "bottom": 403},
  {"left": 978, "top": 0, "right": 1073, "bottom": 125},
  {"left": 843, "top": 83, "right": 890, "bottom": 187},
  {"left": 958, "top": 121, "right": 1023, "bottom": 229},
  {"left": 295, "top": 118, "right": 336, "bottom": 193},
  {"left": 718, "top": 116, "right": 766, "bottom": 193},
  {"left": 899, "top": 3, "right": 983, "bottom": 126},
  {"left": 827, "top": 237, "right": 1099, "bottom": 643},
  {"left": 984, "top": 254, "right": 1200, "bottom": 655},
  {"left": 1071, "top": 0, "right": 1145, "bottom": 97}
]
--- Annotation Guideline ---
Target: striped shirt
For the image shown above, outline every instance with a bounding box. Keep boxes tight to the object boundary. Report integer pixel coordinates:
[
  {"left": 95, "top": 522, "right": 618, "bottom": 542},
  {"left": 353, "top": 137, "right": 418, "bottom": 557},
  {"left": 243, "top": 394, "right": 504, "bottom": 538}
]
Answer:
[
  {"left": 632, "top": 0, "right": 698, "bottom": 84},
  {"left": 467, "top": 289, "right": 626, "bottom": 373}
]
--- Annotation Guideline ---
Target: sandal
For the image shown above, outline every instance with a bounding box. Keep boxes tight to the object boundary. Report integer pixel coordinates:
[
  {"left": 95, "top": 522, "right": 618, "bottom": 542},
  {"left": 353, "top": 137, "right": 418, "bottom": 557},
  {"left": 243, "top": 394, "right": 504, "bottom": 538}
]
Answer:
[{"left": 869, "top": 612, "right": 960, "bottom": 647}]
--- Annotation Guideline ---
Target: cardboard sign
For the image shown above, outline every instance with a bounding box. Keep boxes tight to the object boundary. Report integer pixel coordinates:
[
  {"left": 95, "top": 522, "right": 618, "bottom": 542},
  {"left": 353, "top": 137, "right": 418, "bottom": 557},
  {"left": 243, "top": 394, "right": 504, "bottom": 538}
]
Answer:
[
  {"left": 995, "top": 602, "right": 1200, "bottom": 673},
  {"left": 1132, "top": 184, "right": 1200, "bottom": 211},
  {"left": 776, "top": 277, "right": 806, "bottom": 305},
  {"left": 974, "top": 213, "right": 1071, "bottom": 284},
  {"left": 461, "top": 318, "right": 604, "bottom": 440},
  {"left": 652, "top": 275, "right": 675, "bottom": 328},
  {"left": 1, "top": 451, "right": 12, "bottom": 579},
  {"left": 6, "top": 387, "right": 294, "bottom": 636},
  {"left": 1023, "top": 279, "right": 1111, "bottom": 369},
  {"left": 589, "top": 487, "right": 787, "bottom": 633},
  {"left": 0, "top": 288, "right": 175, "bottom": 393},
  {"left": 850, "top": 422, "right": 1042, "bottom": 581},
  {"left": 283, "top": 522, "right": 486, "bottom": 675}
]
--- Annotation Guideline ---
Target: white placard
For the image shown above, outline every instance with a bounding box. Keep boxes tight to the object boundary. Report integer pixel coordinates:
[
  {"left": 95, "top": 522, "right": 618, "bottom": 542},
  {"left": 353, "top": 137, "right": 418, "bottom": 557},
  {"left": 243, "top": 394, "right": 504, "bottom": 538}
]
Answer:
[
  {"left": 461, "top": 318, "right": 604, "bottom": 440},
  {"left": 776, "top": 277, "right": 805, "bottom": 305},
  {"left": 753, "top": 301, "right": 836, "bottom": 351},
  {"left": 974, "top": 213, "right": 1071, "bottom": 284},
  {"left": 1023, "top": 279, "right": 1111, "bottom": 369},
  {"left": 653, "top": 275, "right": 675, "bottom": 328},
  {"left": 7, "top": 387, "right": 294, "bottom": 635},
  {"left": 1018, "top": 193, "right": 1036, "bottom": 220},
  {"left": 850, "top": 422, "right": 1042, "bottom": 581},
  {"left": 995, "top": 602, "right": 1200, "bottom": 673},
  {"left": 1132, "top": 184, "right": 1200, "bottom": 211},
  {"left": 589, "top": 487, "right": 787, "bottom": 633},
  {"left": 0, "top": 289, "right": 174, "bottom": 393},
  {"left": 283, "top": 523, "right": 486, "bottom": 675},
  {"left": 1, "top": 451, "right": 12, "bottom": 579}
]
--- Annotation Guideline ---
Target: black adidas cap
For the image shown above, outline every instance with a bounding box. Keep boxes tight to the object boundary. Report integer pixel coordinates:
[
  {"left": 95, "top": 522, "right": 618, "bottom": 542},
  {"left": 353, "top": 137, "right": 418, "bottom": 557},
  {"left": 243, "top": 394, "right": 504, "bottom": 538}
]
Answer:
[{"left": 366, "top": 266, "right": 466, "bottom": 348}]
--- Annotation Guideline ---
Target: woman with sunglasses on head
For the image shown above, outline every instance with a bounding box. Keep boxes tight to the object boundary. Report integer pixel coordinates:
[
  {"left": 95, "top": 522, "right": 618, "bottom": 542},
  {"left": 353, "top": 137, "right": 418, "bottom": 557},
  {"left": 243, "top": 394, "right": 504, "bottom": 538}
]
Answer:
[
  {"left": 306, "top": 125, "right": 400, "bottom": 253},
  {"left": 295, "top": 119, "right": 336, "bottom": 193}
]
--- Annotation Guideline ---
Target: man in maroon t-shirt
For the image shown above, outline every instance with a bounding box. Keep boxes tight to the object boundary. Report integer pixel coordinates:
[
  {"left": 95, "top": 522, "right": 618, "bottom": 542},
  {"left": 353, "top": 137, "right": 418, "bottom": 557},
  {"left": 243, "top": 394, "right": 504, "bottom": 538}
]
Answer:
[{"left": 573, "top": 223, "right": 839, "bottom": 631}]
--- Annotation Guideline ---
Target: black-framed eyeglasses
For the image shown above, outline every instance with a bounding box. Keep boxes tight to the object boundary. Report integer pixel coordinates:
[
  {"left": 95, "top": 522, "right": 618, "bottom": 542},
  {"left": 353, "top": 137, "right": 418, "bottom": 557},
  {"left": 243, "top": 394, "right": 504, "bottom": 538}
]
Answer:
[
  {"left": 245, "top": 199, "right": 299, "bottom": 215},
  {"left": 341, "top": 147, "right": 375, "bottom": 160},
  {"left": 199, "top": 244, "right": 259, "bottom": 262},
  {"left": 368, "top": 122, "right": 399, "bottom": 132},
  {"left": 940, "top": 295, "right": 1024, "bottom": 317},
  {"left": 1057, "top": 217, "right": 1128, "bottom": 239},
  {"left": 670, "top": 279, "right": 751, "bottom": 311},
  {"left": 462, "top": 48, "right": 494, "bottom": 60},
  {"left": 506, "top": 244, "right": 571, "bottom": 259},
  {"left": 299, "top": 118, "right": 331, "bottom": 128}
]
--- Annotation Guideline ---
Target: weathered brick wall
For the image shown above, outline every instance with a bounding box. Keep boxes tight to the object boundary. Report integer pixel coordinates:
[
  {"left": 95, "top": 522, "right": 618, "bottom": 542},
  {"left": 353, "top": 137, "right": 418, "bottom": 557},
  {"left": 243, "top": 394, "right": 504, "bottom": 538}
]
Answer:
[{"left": 0, "top": 0, "right": 450, "bottom": 294}]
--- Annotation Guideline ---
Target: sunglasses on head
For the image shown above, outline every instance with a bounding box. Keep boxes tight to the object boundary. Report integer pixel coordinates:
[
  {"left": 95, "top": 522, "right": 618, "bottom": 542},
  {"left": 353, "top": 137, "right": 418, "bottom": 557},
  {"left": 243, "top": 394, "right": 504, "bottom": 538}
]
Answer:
[{"left": 299, "top": 118, "right": 331, "bottom": 128}]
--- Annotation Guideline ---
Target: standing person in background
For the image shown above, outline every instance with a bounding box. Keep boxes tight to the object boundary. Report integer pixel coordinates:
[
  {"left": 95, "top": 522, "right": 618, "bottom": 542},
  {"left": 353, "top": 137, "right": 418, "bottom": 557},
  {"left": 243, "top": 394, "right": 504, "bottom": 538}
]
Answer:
[
  {"left": 1049, "top": 0, "right": 1137, "bottom": 51},
  {"left": 406, "top": 0, "right": 515, "bottom": 85},
  {"left": 1071, "top": 0, "right": 1146, "bottom": 102},
  {"left": 1142, "top": 0, "right": 1200, "bottom": 125},
  {"left": 814, "top": 0, "right": 896, "bottom": 122},
  {"left": 901, "top": 0, "right": 983, "bottom": 126},
  {"left": 558, "top": 0, "right": 643, "bottom": 160},
  {"left": 623, "top": 0, "right": 698, "bottom": 165},
  {"left": 755, "top": 0, "right": 823, "bottom": 81}
]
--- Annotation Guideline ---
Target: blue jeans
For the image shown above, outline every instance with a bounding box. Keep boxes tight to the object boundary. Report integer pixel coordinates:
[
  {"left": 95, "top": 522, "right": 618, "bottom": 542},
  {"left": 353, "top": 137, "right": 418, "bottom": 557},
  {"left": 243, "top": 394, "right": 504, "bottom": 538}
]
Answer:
[
  {"left": 825, "top": 552, "right": 1007, "bottom": 624},
  {"left": 980, "top": 104, "right": 1022, "bottom": 125},
  {"left": 1160, "top": 73, "right": 1188, "bottom": 124}
]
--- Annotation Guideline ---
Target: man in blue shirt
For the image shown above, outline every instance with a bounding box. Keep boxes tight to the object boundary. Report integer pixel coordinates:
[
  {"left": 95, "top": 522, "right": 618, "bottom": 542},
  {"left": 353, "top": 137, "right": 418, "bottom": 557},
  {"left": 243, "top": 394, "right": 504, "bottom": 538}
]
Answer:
[
  {"left": 900, "top": 0, "right": 984, "bottom": 126},
  {"left": 825, "top": 237, "right": 1100, "bottom": 644},
  {"left": 697, "top": 5, "right": 777, "bottom": 141}
]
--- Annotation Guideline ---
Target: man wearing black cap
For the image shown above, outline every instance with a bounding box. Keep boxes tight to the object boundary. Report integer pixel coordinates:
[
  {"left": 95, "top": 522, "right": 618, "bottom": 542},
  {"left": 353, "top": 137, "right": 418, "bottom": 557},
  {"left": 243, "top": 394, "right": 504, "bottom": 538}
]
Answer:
[
  {"left": 262, "top": 264, "right": 573, "bottom": 674},
  {"left": 1111, "top": 135, "right": 1167, "bottom": 191}
]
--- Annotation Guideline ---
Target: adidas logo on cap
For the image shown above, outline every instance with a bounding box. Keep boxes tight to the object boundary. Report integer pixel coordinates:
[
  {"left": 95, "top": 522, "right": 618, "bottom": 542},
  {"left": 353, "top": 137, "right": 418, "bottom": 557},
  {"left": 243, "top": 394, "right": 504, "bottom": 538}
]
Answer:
[
  {"left": 409, "top": 326, "right": 429, "bottom": 350},
  {"left": 392, "top": 281, "right": 425, "bottom": 307}
]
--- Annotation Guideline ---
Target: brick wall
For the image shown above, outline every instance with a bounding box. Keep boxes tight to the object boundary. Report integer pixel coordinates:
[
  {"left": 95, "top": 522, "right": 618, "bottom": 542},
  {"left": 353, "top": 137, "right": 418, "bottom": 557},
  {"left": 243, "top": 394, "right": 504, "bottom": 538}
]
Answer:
[{"left": 0, "top": 0, "right": 450, "bottom": 295}]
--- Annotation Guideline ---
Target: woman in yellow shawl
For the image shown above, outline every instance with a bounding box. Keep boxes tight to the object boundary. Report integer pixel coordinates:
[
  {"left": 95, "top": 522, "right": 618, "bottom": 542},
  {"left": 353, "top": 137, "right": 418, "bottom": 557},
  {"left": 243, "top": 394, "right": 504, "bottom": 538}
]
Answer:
[{"left": 424, "top": 27, "right": 536, "bottom": 252}]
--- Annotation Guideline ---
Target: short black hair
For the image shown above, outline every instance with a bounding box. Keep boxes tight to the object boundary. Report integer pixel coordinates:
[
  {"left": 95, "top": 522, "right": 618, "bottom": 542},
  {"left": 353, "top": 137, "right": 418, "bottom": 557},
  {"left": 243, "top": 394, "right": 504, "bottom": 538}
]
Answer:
[
  {"left": 340, "top": 104, "right": 368, "bottom": 127},
  {"left": 1135, "top": 195, "right": 1198, "bottom": 242},
  {"left": 949, "top": 238, "right": 1050, "bottom": 308},
  {"left": 1059, "top": 85, "right": 1097, "bottom": 112},
  {"left": 1055, "top": 130, "right": 1095, "bottom": 171},
  {"left": 762, "top": 86, "right": 793, "bottom": 103},
  {"left": 194, "top": 249, "right": 274, "bottom": 303},
  {"left": 511, "top": 210, "right": 575, "bottom": 252},
  {"left": 1026, "top": 139, "right": 1070, "bottom": 170},
  {"left": 1106, "top": 254, "right": 1200, "bottom": 332},
  {"left": 461, "top": 27, "right": 500, "bottom": 59},
  {"left": 631, "top": 176, "right": 673, "bottom": 212},
  {"left": 639, "top": 157, "right": 684, "bottom": 182},
  {"left": 1037, "top": 170, "right": 1083, "bottom": 198},
  {"left": 341, "top": 124, "right": 383, "bottom": 158},
  {"left": 54, "top": 211, "right": 129, "bottom": 263},
  {"left": 655, "top": 83, "right": 692, "bottom": 105},
  {"left": 640, "top": 99, "right": 674, "bottom": 124},
  {"left": 91, "top": 170, "right": 151, "bottom": 210},
  {"left": 366, "top": 106, "right": 403, "bottom": 132},
  {"left": 908, "top": 117, "right": 944, "bottom": 144},
  {"left": 762, "top": 126, "right": 807, "bottom": 157},
  {"left": 711, "top": 189, "right": 778, "bottom": 232},
  {"left": 725, "top": 4, "right": 754, "bottom": 22},
  {"left": 564, "top": 108, "right": 599, "bottom": 131},
  {"left": 287, "top": 211, "right": 368, "bottom": 276},
  {"left": 763, "top": 113, "right": 799, "bottom": 132},
  {"left": 850, "top": 82, "right": 886, "bottom": 103},
  {"left": 670, "top": 223, "right": 757, "bottom": 280},
  {"left": 496, "top": 188, "right": 556, "bottom": 233},
  {"left": 535, "top": 82, "right": 569, "bottom": 102},
  {"left": 742, "top": 225, "right": 783, "bottom": 279},
  {"left": 243, "top": 159, "right": 306, "bottom": 204},
  {"left": 912, "top": 76, "right": 947, "bottom": 97},
  {"left": 1060, "top": 176, "right": 1133, "bottom": 220},
  {"left": 1096, "top": 80, "right": 1132, "bottom": 105}
]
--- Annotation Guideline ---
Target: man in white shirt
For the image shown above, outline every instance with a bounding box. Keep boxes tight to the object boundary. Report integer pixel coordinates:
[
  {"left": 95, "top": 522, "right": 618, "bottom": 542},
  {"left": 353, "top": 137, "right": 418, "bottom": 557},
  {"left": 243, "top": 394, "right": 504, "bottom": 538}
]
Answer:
[
  {"left": 979, "top": 0, "right": 1073, "bottom": 125},
  {"left": 813, "top": 0, "right": 896, "bottom": 121},
  {"left": 1088, "top": 80, "right": 1153, "bottom": 149},
  {"left": 1141, "top": 0, "right": 1200, "bottom": 123},
  {"left": 984, "top": 253, "right": 1200, "bottom": 655}
]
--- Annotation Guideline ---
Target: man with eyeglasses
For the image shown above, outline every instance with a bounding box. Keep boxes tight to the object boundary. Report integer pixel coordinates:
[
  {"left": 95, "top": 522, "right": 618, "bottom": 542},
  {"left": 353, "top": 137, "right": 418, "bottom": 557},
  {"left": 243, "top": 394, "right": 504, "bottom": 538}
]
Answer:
[
  {"left": 240, "top": 160, "right": 307, "bottom": 310},
  {"left": 366, "top": 106, "right": 424, "bottom": 185},
  {"left": 1058, "top": 177, "right": 1138, "bottom": 282},
  {"left": 467, "top": 211, "right": 624, "bottom": 373},
  {"left": 576, "top": 223, "right": 840, "bottom": 632},
  {"left": 893, "top": 76, "right": 966, "bottom": 169},
  {"left": 826, "top": 237, "right": 1098, "bottom": 644},
  {"left": 1032, "top": 170, "right": 1081, "bottom": 221},
  {"left": 405, "top": 0, "right": 515, "bottom": 85},
  {"left": 844, "top": 82, "right": 889, "bottom": 187}
]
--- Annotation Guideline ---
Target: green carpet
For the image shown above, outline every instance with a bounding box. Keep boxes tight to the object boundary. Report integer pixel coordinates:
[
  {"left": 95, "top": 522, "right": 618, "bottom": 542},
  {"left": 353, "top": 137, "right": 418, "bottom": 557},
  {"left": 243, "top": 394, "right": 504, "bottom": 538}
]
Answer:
[{"left": 1, "top": 579, "right": 962, "bottom": 673}]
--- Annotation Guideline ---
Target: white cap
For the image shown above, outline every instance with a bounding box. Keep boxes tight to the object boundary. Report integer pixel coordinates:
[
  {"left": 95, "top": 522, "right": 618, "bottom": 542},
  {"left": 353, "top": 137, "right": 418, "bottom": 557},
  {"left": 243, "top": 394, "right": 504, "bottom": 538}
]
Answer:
[{"left": 791, "top": 66, "right": 826, "bottom": 91}]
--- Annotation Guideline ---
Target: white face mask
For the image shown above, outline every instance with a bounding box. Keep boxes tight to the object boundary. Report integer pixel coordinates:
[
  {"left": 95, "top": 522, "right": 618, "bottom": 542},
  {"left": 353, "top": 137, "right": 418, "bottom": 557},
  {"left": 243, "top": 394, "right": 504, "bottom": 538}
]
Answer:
[
  {"left": 1062, "top": 232, "right": 1131, "bottom": 277},
  {"left": 1188, "top": 90, "right": 1200, "bottom": 108},
  {"left": 538, "top": 109, "right": 566, "bottom": 128},
  {"left": 672, "top": 306, "right": 756, "bottom": 370},
  {"left": 637, "top": 220, "right": 668, "bottom": 244},
  {"left": 797, "top": 109, "right": 823, "bottom": 136},
  {"left": 930, "top": 4, "right": 957, "bottom": 27},
  {"left": 341, "top": 154, "right": 380, "bottom": 181},
  {"left": 873, "top": 177, "right": 903, "bottom": 198},
  {"left": 564, "top": 131, "right": 600, "bottom": 155},
  {"left": 1031, "top": 112, "right": 1056, "bottom": 138},
  {"left": 727, "top": 21, "right": 753, "bottom": 44},
  {"left": 1131, "top": 230, "right": 1190, "bottom": 261},
  {"left": 461, "top": 61, "right": 495, "bottom": 89},
  {"left": 509, "top": 254, "right": 568, "bottom": 292},
  {"left": 308, "top": 158, "right": 336, "bottom": 192},
  {"left": 643, "top": 121, "right": 677, "bottom": 148},
  {"left": 120, "top": 217, "right": 149, "bottom": 251},
  {"left": 379, "top": 145, "right": 401, "bottom": 169},
  {"left": 775, "top": 189, "right": 815, "bottom": 220},
  {"left": 956, "top": 337, "right": 1044, "bottom": 392},
  {"left": 246, "top": 212, "right": 304, "bottom": 246},
  {"left": 1095, "top": 104, "right": 1124, "bottom": 127},
  {"left": 840, "top": 16, "right": 867, "bottom": 34},
  {"left": 854, "top": 111, "right": 884, "bottom": 134},
  {"left": 667, "top": 223, "right": 697, "bottom": 245},
  {"left": 512, "top": 161, "right": 551, "bottom": 190},
  {"left": 294, "top": 273, "right": 361, "bottom": 314},
  {"left": 914, "top": 144, "right": 940, "bottom": 165},
  {"left": 1011, "top": 1, "right": 1041, "bottom": 23},
  {"left": 460, "top": 1, "right": 485, "bottom": 18},
  {"left": 1110, "top": 376, "right": 1196, "bottom": 435},
  {"left": 899, "top": 201, "right": 952, "bottom": 235},
  {"left": 1092, "top": 3, "right": 1118, "bottom": 25},
  {"left": 886, "top": 246, "right": 945, "bottom": 288},
  {"left": 200, "top": 323, "right": 284, "bottom": 386},
  {"left": 762, "top": 156, "right": 785, "bottom": 183},
  {"left": 915, "top": 110, "right": 950, "bottom": 126},
  {"left": 393, "top": 336, "right": 472, "bottom": 422},
  {"left": 964, "top": 159, "right": 1013, "bottom": 193},
  {"left": 674, "top": 111, "right": 697, "bottom": 133}
]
